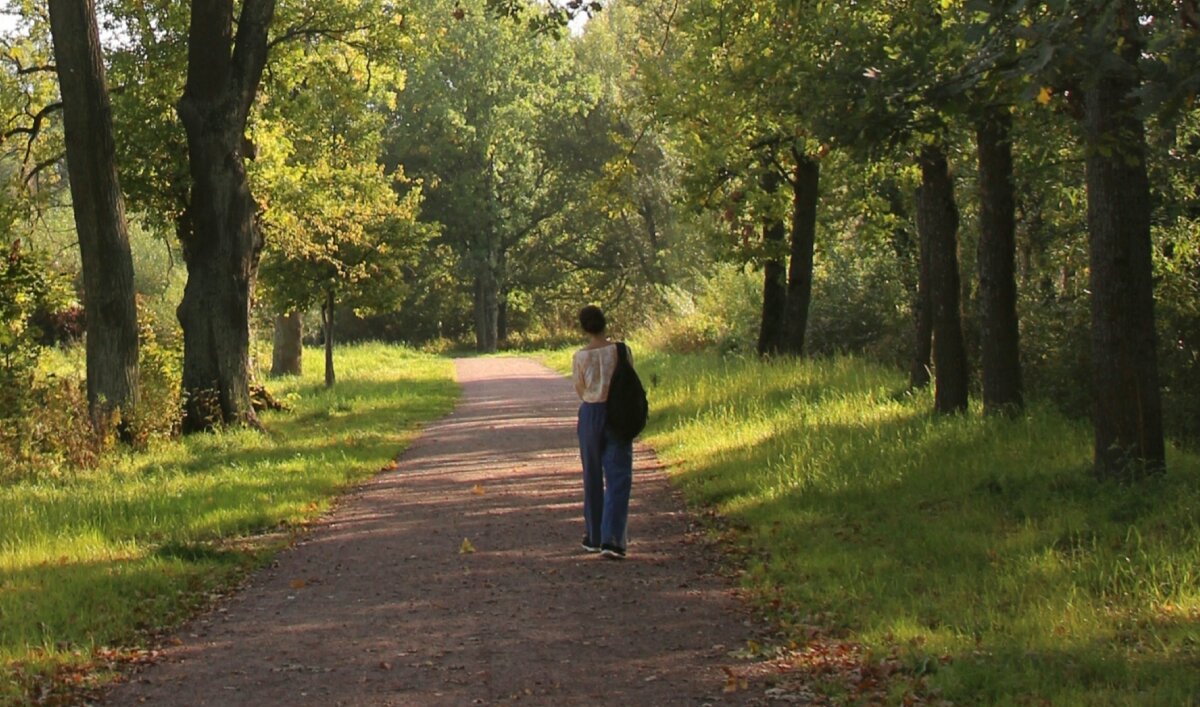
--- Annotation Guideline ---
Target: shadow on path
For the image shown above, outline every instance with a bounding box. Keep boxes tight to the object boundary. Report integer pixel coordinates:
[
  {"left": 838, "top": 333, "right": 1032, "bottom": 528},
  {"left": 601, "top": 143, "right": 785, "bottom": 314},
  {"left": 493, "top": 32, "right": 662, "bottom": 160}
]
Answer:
[{"left": 106, "top": 358, "right": 755, "bottom": 706}]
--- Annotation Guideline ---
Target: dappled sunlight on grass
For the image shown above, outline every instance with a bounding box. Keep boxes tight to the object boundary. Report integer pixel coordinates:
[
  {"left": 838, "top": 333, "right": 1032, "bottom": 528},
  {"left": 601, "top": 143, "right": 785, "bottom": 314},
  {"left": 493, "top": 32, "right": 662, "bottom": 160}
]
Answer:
[
  {"left": 0, "top": 344, "right": 457, "bottom": 702},
  {"left": 634, "top": 350, "right": 1200, "bottom": 703}
]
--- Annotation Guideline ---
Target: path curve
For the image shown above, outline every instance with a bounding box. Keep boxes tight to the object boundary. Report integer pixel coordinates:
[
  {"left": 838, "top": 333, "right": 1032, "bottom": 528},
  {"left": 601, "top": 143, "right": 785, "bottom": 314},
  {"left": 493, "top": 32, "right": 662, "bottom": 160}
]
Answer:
[{"left": 106, "top": 357, "right": 754, "bottom": 706}]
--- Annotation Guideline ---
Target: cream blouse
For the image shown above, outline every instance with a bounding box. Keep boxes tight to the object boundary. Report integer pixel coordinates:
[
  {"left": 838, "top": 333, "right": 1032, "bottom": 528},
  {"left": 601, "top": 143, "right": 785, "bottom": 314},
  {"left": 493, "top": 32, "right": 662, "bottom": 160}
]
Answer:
[{"left": 572, "top": 343, "right": 632, "bottom": 403}]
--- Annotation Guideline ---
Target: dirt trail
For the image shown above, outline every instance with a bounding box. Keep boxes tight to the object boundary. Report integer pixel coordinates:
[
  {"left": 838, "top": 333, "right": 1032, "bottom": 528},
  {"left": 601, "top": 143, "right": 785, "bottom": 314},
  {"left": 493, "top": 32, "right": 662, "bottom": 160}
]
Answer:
[{"left": 106, "top": 357, "right": 757, "bottom": 706}]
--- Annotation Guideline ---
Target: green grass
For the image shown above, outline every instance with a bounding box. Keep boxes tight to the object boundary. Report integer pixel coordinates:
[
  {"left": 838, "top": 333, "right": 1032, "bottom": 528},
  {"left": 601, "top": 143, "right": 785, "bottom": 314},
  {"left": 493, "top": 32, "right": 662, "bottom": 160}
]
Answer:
[
  {"left": 0, "top": 343, "right": 457, "bottom": 704},
  {"left": 550, "top": 349, "right": 1200, "bottom": 705}
]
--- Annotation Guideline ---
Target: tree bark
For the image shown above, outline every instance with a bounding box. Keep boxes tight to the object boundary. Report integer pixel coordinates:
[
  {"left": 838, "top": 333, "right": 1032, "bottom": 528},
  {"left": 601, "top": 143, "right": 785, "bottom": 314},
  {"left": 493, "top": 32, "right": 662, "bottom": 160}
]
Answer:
[
  {"left": 756, "top": 216, "right": 787, "bottom": 357},
  {"left": 473, "top": 244, "right": 499, "bottom": 353},
  {"left": 917, "top": 146, "right": 969, "bottom": 414},
  {"left": 976, "top": 108, "right": 1024, "bottom": 414},
  {"left": 270, "top": 312, "right": 302, "bottom": 376},
  {"left": 782, "top": 154, "right": 819, "bottom": 357},
  {"left": 321, "top": 289, "right": 335, "bottom": 388},
  {"left": 176, "top": 0, "right": 275, "bottom": 432},
  {"left": 47, "top": 0, "right": 140, "bottom": 432},
  {"left": 497, "top": 288, "right": 508, "bottom": 346},
  {"left": 1084, "top": 28, "right": 1165, "bottom": 478},
  {"left": 909, "top": 206, "right": 933, "bottom": 390}
]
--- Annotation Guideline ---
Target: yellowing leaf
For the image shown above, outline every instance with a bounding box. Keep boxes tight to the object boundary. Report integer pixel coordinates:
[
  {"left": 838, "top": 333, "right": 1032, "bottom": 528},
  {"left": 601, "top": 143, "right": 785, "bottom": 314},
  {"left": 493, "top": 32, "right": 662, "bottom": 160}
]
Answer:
[
  {"left": 471, "top": 484, "right": 485, "bottom": 496},
  {"left": 459, "top": 538, "right": 476, "bottom": 554},
  {"left": 289, "top": 579, "right": 307, "bottom": 590},
  {"left": 1036, "top": 86, "right": 1053, "bottom": 105}
]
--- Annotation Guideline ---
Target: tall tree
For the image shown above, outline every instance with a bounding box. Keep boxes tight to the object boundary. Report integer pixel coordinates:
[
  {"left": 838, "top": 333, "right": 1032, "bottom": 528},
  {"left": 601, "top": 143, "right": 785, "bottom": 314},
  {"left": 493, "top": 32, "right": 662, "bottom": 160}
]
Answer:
[
  {"left": 175, "top": 0, "right": 275, "bottom": 431},
  {"left": 1081, "top": 1, "right": 1164, "bottom": 476},
  {"left": 782, "top": 153, "right": 819, "bottom": 356},
  {"left": 655, "top": 0, "right": 829, "bottom": 358},
  {"left": 46, "top": 0, "right": 139, "bottom": 431},
  {"left": 917, "top": 145, "right": 969, "bottom": 414},
  {"left": 991, "top": 0, "right": 1178, "bottom": 475},
  {"left": 386, "top": 0, "right": 593, "bottom": 352},
  {"left": 976, "top": 105, "right": 1023, "bottom": 413}
]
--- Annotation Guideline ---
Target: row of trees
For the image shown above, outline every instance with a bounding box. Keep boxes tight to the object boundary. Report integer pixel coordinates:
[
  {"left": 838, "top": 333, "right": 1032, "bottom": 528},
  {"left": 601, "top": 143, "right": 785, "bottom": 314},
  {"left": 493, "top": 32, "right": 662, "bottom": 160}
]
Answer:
[
  {"left": 3, "top": 0, "right": 660, "bottom": 440},
  {"left": 3, "top": 0, "right": 1197, "bottom": 483},
  {"left": 623, "top": 0, "right": 1198, "bottom": 479},
  {"left": 2, "top": 0, "right": 461, "bottom": 431}
]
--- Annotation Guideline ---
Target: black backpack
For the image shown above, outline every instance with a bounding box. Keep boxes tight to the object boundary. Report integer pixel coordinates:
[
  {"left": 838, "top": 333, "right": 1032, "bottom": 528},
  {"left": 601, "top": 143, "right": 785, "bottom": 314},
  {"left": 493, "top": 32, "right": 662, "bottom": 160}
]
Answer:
[{"left": 607, "top": 342, "right": 649, "bottom": 441}]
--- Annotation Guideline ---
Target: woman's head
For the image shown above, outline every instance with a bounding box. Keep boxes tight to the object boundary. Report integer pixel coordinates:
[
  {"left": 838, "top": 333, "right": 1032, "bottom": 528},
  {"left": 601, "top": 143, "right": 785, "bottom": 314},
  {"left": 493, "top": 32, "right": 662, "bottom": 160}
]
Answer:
[{"left": 579, "top": 305, "right": 606, "bottom": 335}]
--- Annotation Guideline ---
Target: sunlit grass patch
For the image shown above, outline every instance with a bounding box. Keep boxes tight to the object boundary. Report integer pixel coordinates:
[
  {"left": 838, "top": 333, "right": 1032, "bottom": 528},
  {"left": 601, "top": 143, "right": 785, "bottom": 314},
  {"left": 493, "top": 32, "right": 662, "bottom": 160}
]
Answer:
[
  {"left": 0, "top": 343, "right": 457, "bottom": 704},
  {"left": 631, "top": 350, "right": 1200, "bottom": 704}
]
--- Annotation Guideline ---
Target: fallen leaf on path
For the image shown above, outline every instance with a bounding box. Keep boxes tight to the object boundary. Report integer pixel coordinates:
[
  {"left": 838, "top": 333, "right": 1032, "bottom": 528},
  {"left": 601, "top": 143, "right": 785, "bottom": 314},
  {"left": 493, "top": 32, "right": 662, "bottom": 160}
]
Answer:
[
  {"left": 460, "top": 538, "right": 476, "bottom": 554},
  {"left": 289, "top": 579, "right": 307, "bottom": 590},
  {"left": 722, "top": 666, "right": 747, "bottom": 693},
  {"left": 379, "top": 661, "right": 392, "bottom": 670},
  {"left": 471, "top": 484, "right": 485, "bottom": 495}
]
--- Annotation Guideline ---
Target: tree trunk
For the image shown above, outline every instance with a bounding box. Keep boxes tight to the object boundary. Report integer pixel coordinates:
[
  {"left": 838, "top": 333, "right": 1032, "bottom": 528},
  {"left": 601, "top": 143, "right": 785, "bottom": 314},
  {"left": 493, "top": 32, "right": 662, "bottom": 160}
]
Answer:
[
  {"left": 176, "top": 0, "right": 275, "bottom": 433},
  {"left": 782, "top": 154, "right": 819, "bottom": 357},
  {"left": 497, "top": 288, "right": 508, "bottom": 346},
  {"left": 976, "top": 108, "right": 1024, "bottom": 415},
  {"left": 496, "top": 246, "right": 508, "bottom": 346},
  {"left": 909, "top": 210, "right": 934, "bottom": 389},
  {"left": 1084, "top": 35, "right": 1165, "bottom": 479},
  {"left": 271, "top": 312, "right": 302, "bottom": 376},
  {"left": 473, "top": 249, "right": 499, "bottom": 353},
  {"left": 756, "top": 216, "right": 787, "bottom": 357},
  {"left": 321, "top": 289, "right": 335, "bottom": 388},
  {"left": 47, "top": 0, "right": 140, "bottom": 432},
  {"left": 917, "top": 146, "right": 969, "bottom": 414}
]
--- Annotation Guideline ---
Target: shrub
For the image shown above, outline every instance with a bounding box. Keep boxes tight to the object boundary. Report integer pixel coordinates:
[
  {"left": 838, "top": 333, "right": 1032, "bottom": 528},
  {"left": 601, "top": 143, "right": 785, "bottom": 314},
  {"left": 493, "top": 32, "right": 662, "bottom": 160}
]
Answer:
[
  {"left": 124, "top": 298, "right": 183, "bottom": 446},
  {"left": 643, "top": 264, "right": 761, "bottom": 355}
]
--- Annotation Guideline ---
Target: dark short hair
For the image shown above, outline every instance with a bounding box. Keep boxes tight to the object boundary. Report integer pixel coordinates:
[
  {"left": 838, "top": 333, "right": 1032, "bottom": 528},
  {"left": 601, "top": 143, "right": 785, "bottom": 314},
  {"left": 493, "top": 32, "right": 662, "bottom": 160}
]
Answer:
[{"left": 579, "top": 305, "right": 606, "bottom": 335}]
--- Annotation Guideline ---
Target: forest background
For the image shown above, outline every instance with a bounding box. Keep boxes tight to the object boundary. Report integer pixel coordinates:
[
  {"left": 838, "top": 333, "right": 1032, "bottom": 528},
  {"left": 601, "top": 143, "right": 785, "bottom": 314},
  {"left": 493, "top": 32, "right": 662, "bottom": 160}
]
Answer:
[
  {"left": 2, "top": 0, "right": 1197, "bottom": 462},
  {"left": 1, "top": 0, "right": 1199, "bottom": 702}
]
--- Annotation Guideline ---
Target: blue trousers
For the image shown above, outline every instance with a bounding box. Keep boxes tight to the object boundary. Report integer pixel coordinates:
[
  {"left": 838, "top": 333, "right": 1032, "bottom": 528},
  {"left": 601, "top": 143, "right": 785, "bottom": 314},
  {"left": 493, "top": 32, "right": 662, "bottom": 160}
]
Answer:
[{"left": 577, "top": 402, "right": 633, "bottom": 550}]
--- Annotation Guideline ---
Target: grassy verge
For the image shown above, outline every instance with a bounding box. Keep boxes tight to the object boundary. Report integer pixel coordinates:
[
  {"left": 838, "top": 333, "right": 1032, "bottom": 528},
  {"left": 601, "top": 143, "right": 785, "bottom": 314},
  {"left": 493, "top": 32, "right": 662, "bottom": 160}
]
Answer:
[
  {"left": 550, "top": 348, "right": 1200, "bottom": 704},
  {"left": 0, "top": 343, "right": 457, "bottom": 704}
]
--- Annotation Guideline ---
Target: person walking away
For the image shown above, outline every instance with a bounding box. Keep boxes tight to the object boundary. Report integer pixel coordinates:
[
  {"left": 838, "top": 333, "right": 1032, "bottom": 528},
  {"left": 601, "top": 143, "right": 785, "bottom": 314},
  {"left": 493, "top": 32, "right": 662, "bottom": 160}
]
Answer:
[{"left": 572, "top": 305, "right": 634, "bottom": 560}]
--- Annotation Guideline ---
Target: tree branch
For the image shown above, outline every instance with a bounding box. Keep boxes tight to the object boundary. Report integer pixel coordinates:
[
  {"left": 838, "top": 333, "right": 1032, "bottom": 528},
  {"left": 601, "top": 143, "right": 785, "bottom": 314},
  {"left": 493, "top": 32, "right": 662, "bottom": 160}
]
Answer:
[
  {"left": 23, "top": 152, "right": 64, "bottom": 186},
  {"left": 2, "top": 101, "right": 63, "bottom": 141},
  {"left": 231, "top": 0, "right": 276, "bottom": 119},
  {"left": 267, "top": 24, "right": 373, "bottom": 51},
  {"left": 1, "top": 53, "right": 56, "bottom": 75}
]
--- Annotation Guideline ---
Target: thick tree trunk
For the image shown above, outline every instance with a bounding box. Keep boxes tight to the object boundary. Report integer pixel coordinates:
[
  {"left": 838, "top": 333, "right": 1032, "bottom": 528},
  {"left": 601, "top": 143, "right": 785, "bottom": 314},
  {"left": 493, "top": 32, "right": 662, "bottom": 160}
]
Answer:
[
  {"left": 321, "top": 290, "right": 335, "bottom": 388},
  {"left": 497, "top": 289, "right": 508, "bottom": 346},
  {"left": 47, "top": 0, "right": 140, "bottom": 431},
  {"left": 909, "top": 213, "right": 934, "bottom": 389},
  {"left": 782, "top": 154, "right": 819, "bottom": 357},
  {"left": 976, "top": 108, "right": 1024, "bottom": 415},
  {"left": 474, "top": 275, "right": 499, "bottom": 353},
  {"left": 270, "top": 312, "right": 302, "bottom": 376},
  {"left": 1084, "top": 44, "right": 1165, "bottom": 479},
  {"left": 756, "top": 216, "right": 787, "bottom": 357},
  {"left": 176, "top": 0, "right": 275, "bottom": 433},
  {"left": 917, "top": 146, "right": 969, "bottom": 414}
]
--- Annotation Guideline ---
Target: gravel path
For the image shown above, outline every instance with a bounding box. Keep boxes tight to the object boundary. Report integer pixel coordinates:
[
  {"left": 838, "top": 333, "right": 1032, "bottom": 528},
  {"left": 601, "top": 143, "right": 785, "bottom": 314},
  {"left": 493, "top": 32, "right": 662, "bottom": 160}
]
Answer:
[{"left": 106, "top": 357, "right": 755, "bottom": 706}]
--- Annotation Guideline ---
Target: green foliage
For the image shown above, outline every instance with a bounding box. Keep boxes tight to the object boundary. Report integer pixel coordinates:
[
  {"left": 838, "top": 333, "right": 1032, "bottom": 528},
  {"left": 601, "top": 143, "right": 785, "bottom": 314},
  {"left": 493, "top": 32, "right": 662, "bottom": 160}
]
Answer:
[
  {"left": 0, "top": 344, "right": 457, "bottom": 703},
  {"left": 123, "top": 299, "right": 182, "bottom": 446},
  {"left": 0, "top": 240, "right": 79, "bottom": 468},
  {"left": 643, "top": 264, "right": 761, "bottom": 355},
  {"left": 636, "top": 350, "right": 1200, "bottom": 703},
  {"left": 384, "top": 0, "right": 694, "bottom": 345},
  {"left": 252, "top": 1, "right": 430, "bottom": 321}
]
